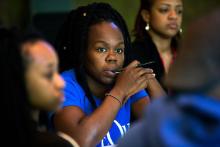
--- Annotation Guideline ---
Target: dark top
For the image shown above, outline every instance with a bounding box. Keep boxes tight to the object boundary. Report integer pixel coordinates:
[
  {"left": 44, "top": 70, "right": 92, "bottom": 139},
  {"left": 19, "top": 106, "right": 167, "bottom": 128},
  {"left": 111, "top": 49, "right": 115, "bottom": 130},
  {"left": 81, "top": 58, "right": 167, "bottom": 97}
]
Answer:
[{"left": 125, "top": 32, "right": 176, "bottom": 87}]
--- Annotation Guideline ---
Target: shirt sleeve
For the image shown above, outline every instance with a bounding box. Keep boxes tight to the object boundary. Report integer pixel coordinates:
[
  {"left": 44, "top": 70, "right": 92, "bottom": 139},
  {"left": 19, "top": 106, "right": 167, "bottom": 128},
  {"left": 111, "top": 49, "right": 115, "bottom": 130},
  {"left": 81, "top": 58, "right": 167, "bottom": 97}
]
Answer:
[
  {"left": 61, "top": 71, "right": 85, "bottom": 111},
  {"left": 130, "top": 89, "right": 149, "bottom": 104}
]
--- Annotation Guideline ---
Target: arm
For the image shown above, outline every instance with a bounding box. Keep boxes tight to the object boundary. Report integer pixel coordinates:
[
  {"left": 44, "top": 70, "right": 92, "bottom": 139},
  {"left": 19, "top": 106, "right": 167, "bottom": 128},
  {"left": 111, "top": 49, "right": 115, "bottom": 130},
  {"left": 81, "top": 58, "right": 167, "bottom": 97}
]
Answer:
[
  {"left": 54, "top": 61, "right": 154, "bottom": 147},
  {"left": 131, "top": 96, "right": 150, "bottom": 120},
  {"left": 131, "top": 75, "right": 166, "bottom": 120},
  {"left": 54, "top": 92, "right": 122, "bottom": 147},
  {"left": 147, "top": 78, "right": 167, "bottom": 99}
]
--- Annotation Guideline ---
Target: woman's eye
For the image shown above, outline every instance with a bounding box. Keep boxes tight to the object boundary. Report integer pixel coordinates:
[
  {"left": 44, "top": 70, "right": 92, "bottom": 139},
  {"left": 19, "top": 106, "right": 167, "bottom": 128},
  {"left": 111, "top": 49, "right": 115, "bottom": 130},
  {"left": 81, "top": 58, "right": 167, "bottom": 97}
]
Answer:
[
  {"left": 159, "top": 7, "right": 169, "bottom": 13},
  {"left": 44, "top": 72, "right": 53, "bottom": 80},
  {"left": 176, "top": 9, "right": 183, "bottom": 15},
  {"left": 97, "top": 47, "right": 107, "bottom": 52},
  {"left": 115, "top": 48, "right": 124, "bottom": 54}
]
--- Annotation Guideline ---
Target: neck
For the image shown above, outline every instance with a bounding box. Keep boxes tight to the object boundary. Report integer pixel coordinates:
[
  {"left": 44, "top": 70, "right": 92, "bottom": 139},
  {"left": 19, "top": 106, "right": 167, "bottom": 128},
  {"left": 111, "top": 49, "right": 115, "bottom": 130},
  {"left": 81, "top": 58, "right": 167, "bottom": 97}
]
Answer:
[
  {"left": 148, "top": 30, "right": 172, "bottom": 53},
  {"left": 85, "top": 74, "right": 111, "bottom": 99}
]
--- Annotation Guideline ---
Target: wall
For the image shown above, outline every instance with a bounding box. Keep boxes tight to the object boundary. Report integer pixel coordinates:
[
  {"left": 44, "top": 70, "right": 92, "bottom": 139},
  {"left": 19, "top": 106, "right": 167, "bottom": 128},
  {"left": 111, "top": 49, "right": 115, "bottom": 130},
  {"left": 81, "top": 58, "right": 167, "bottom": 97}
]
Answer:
[{"left": 0, "top": 0, "right": 220, "bottom": 34}]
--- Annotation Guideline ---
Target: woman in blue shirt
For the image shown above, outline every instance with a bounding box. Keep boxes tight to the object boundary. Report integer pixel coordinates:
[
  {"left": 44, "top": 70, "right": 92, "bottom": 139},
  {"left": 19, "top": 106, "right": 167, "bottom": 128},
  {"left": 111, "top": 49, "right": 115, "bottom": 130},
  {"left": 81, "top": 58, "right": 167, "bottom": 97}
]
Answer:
[{"left": 53, "top": 3, "right": 165, "bottom": 147}]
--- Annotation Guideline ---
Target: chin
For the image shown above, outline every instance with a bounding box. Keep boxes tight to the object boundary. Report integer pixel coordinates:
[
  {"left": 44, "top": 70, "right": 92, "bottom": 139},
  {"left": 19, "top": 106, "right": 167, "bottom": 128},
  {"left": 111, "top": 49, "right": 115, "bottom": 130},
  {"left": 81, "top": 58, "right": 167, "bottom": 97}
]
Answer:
[
  {"left": 167, "top": 30, "right": 179, "bottom": 37},
  {"left": 101, "top": 77, "right": 115, "bottom": 86}
]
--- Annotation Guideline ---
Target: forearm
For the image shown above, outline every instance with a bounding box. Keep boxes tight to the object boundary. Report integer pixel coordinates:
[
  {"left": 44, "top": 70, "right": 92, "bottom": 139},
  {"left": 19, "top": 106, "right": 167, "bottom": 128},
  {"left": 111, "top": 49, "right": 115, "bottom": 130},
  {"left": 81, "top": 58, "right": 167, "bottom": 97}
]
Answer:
[
  {"left": 68, "top": 96, "right": 121, "bottom": 147},
  {"left": 131, "top": 97, "right": 150, "bottom": 120},
  {"left": 147, "top": 78, "right": 167, "bottom": 99}
]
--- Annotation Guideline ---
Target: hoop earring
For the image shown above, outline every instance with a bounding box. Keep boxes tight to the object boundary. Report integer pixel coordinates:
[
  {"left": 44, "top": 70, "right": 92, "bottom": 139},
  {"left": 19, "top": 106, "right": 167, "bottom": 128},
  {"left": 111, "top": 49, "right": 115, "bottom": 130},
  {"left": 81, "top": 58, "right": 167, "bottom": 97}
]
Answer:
[{"left": 145, "top": 23, "right": 150, "bottom": 31}]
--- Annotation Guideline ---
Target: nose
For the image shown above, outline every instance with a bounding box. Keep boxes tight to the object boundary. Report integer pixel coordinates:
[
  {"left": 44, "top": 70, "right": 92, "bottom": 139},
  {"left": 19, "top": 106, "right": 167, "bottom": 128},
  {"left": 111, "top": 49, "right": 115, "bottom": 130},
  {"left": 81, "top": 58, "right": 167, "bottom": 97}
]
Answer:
[
  {"left": 168, "top": 10, "right": 178, "bottom": 20},
  {"left": 54, "top": 73, "right": 65, "bottom": 90},
  {"left": 105, "top": 49, "right": 117, "bottom": 63}
]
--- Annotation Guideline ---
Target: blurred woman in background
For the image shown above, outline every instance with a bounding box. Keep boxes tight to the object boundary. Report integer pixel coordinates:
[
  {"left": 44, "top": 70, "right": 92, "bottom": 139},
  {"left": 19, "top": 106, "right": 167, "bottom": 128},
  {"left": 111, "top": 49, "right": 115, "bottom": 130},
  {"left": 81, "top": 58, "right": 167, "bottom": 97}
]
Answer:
[
  {"left": 1, "top": 27, "right": 78, "bottom": 146},
  {"left": 127, "top": 0, "right": 183, "bottom": 87}
]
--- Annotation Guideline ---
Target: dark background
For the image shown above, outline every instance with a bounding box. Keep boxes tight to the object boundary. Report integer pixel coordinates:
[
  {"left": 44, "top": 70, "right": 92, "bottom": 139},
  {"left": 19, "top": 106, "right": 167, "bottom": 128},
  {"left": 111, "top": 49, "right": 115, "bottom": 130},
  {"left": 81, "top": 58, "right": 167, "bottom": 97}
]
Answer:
[{"left": 1, "top": 0, "right": 220, "bottom": 43}]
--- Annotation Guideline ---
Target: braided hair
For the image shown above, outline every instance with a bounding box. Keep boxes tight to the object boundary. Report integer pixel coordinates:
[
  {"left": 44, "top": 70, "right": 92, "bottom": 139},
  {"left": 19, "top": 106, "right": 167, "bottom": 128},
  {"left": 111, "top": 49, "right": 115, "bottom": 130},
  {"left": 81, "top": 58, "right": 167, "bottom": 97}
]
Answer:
[{"left": 56, "top": 2, "right": 131, "bottom": 108}]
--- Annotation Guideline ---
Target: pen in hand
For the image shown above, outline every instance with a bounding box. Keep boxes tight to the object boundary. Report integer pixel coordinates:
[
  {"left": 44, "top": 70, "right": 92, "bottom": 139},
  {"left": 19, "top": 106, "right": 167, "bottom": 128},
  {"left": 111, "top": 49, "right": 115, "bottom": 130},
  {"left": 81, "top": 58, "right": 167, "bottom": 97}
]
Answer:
[{"left": 113, "top": 61, "right": 155, "bottom": 74}]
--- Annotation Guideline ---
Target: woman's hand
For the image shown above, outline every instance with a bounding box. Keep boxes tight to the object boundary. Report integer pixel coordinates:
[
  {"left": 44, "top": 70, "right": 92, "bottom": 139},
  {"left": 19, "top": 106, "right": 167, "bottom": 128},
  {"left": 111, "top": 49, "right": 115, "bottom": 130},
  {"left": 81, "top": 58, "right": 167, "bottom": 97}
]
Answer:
[{"left": 110, "top": 60, "right": 155, "bottom": 103}]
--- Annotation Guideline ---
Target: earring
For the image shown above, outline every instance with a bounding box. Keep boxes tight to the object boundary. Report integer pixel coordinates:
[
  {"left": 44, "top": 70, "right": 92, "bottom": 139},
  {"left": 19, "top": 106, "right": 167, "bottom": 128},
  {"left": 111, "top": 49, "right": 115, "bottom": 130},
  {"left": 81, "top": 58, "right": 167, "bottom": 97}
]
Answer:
[
  {"left": 179, "top": 28, "right": 183, "bottom": 33},
  {"left": 145, "top": 23, "right": 150, "bottom": 31}
]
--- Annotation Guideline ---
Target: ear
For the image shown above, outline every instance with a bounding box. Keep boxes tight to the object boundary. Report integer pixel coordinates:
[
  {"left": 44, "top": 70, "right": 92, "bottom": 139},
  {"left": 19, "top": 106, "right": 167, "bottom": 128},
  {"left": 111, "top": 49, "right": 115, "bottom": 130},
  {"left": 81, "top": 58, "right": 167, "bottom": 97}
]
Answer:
[{"left": 141, "top": 9, "right": 150, "bottom": 23}]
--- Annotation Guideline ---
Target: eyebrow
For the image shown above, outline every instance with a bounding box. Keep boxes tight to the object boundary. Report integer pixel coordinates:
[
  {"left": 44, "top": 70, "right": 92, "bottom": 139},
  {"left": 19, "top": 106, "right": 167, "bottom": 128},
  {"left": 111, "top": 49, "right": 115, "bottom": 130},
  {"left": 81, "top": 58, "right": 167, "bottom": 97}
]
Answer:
[
  {"left": 176, "top": 5, "right": 183, "bottom": 8},
  {"left": 159, "top": 3, "right": 183, "bottom": 7},
  {"left": 94, "top": 40, "right": 125, "bottom": 46}
]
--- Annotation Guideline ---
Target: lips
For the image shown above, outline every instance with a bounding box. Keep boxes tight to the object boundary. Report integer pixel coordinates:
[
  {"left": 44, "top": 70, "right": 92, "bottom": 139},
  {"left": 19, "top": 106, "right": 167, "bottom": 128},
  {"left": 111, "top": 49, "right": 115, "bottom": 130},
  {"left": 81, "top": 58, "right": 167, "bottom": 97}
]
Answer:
[
  {"left": 103, "top": 70, "right": 117, "bottom": 77},
  {"left": 167, "top": 23, "right": 178, "bottom": 30}
]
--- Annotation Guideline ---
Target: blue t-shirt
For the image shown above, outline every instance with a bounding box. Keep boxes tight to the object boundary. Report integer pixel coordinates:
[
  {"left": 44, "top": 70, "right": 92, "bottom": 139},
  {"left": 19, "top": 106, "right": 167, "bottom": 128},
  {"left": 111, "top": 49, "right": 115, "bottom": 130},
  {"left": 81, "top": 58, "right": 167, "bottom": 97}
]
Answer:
[{"left": 61, "top": 69, "right": 148, "bottom": 147}]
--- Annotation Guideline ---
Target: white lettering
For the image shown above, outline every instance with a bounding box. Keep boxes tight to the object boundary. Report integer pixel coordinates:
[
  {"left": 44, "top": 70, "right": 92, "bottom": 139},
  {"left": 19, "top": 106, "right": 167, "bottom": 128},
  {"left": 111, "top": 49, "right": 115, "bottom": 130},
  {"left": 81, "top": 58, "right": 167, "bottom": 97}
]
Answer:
[{"left": 100, "top": 120, "right": 130, "bottom": 146}]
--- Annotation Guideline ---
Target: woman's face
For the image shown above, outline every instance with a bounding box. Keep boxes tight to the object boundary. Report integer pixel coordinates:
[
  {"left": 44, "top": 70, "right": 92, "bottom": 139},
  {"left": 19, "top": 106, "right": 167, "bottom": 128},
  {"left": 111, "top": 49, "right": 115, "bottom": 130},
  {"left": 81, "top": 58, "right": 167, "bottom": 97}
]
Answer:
[
  {"left": 143, "top": 0, "right": 183, "bottom": 38},
  {"left": 23, "top": 40, "right": 65, "bottom": 111},
  {"left": 85, "top": 21, "right": 124, "bottom": 87}
]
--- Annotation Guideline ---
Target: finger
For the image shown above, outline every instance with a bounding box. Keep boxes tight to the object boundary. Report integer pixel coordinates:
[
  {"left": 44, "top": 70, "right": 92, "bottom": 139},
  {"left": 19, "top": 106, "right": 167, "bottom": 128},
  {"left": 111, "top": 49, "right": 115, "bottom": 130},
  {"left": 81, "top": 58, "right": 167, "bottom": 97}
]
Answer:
[
  {"left": 135, "top": 76, "right": 150, "bottom": 88},
  {"left": 142, "top": 68, "right": 154, "bottom": 74},
  {"left": 130, "top": 68, "right": 154, "bottom": 79},
  {"left": 142, "top": 73, "right": 156, "bottom": 79},
  {"left": 127, "top": 76, "right": 149, "bottom": 96},
  {"left": 125, "top": 60, "right": 140, "bottom": 69},
  {"left": 135, "top": 73, "right": 156, "bottom": 89}
]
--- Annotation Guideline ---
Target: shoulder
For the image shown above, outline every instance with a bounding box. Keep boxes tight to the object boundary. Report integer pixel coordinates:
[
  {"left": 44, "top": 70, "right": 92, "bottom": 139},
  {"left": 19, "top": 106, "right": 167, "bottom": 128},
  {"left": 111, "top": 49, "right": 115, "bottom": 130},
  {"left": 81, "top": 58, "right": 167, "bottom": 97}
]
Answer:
[
  {"left": 61, "top": 69, "right": 84, "bottom": 95},
  {"left": 61, "top": 69, "right": 77, "bottom": 81},
  {"left": 61, "top": 69, "right": 87, "bottom": 111}
]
